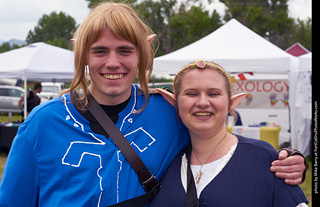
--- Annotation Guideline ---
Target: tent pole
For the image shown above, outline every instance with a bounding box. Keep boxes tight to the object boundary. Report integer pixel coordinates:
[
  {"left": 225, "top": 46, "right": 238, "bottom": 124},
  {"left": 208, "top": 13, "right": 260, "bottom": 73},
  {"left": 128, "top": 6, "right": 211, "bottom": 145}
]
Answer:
[{"left": 24, "top": 76, "right": 27, "bottom": 120}]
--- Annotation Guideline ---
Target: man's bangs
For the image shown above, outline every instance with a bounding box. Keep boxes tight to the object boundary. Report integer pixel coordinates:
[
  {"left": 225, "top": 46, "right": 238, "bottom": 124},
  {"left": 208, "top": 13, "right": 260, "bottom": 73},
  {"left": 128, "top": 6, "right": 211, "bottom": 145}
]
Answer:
[{"left": 104, "top": 10, "right": 138, "bottom": 45}]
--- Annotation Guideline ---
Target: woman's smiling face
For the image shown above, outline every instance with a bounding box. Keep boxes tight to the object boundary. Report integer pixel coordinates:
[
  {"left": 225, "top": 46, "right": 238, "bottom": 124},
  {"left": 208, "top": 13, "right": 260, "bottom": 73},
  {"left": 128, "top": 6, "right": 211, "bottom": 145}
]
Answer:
[{"left": 177, "top": 68, "right": 230, "bottom": 137}]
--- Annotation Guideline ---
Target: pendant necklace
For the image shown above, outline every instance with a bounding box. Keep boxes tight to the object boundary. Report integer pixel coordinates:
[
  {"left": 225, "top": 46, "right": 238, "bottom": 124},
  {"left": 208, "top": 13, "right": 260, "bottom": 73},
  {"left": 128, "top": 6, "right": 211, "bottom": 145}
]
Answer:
[{"left": 193, "top": 132, "right": 228, "bottom": 185}]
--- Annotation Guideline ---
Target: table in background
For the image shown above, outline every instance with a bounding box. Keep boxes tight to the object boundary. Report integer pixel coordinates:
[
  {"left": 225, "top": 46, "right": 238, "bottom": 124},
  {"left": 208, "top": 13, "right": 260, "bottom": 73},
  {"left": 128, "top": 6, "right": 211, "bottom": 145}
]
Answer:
[
  {"left": 0, "top": 125, "right": 19, "bottom": 153},
  {"left": 227, "top": 126, "right": 281, "bottom": 150}
]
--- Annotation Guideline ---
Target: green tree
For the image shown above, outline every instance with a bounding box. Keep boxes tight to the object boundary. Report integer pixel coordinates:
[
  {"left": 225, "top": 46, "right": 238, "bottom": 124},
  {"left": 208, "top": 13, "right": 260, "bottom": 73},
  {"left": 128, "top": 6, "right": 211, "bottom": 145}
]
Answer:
[
  {"left": 169, "top": 3, "right": 222, "bottom": 51},
  {"left": 135, "top": 0, "right": 177, "bottom": 56},
  {"left": 221, "top": 0, "right": 295, "bottom": 49},
  {"left": 290, "top": 18, "right": 312, "bottom": 51},
  {"left": 85, "top": 0, "right": 137, "bottom": 9},
  {"left": 26, "top": 11, "right": 77, "bottom": 49},
  {"left": 0, "top": 42, "right": 12, "bottom": 53},
  {"left": 136, "top": 0, "right": 222, "bottom": 55},
  {"left": 0, "top": 42, "right": 24, "bottom": 53},
  {"left": 86, "top": 0, "right": 103, "bottom": 8}
]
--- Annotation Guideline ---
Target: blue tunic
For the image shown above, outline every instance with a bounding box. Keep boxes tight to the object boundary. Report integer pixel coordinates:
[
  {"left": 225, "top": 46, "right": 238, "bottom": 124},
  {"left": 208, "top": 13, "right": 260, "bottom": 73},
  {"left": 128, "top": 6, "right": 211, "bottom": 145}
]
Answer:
[
  {"left": 0, "top": 85, "right": 190, "bottom": 206},
  {"left": 150, "top": 135, "right": 308, "bottom": 207}
]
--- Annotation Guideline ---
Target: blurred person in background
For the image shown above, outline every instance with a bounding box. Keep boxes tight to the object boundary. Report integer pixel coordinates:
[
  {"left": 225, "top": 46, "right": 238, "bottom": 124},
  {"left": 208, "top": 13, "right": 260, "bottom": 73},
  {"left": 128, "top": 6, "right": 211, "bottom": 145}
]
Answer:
[{"left": 18, "top": 82, "right": 42, "bottom": 119}]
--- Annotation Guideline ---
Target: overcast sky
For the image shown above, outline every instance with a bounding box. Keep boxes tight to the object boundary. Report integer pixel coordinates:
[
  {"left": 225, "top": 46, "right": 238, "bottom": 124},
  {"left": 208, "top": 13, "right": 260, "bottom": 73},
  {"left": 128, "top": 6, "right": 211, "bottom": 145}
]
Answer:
[{"left": 0, "top": 0, "right": 312, "bottom": 42}]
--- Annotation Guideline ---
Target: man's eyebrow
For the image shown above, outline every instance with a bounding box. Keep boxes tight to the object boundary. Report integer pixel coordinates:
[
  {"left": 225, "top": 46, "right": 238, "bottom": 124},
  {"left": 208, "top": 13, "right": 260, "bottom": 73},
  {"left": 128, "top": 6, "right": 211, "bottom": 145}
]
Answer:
[
  {"left": 118, "top": 45, "right": 135, "bottom": 50},
  {"left": 90, "top": 46, "right": 107, "bottom": 50},
  {"left": 90, "top": 45, "right": 135, "bottom": 50}
]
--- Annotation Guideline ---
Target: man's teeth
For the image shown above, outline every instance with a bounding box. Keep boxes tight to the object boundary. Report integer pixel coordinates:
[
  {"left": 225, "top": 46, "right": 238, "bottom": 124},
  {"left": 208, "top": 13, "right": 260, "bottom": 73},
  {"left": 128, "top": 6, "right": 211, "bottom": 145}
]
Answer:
[
  {"left": 104, "top": 74, "right": 124, "bottom": 80},
  {"left": 194, "top": 112, "right": 213, "bottom": 116}
]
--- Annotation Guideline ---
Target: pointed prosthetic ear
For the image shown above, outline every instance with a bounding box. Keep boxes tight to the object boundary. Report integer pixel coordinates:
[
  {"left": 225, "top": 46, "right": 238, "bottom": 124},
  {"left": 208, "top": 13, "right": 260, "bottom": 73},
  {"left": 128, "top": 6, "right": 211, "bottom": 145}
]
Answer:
[
  {"left": 230, "top": 93, "right": 247, "bottom": 111},
  {"left": 156, "top": 88, "right": 176, "bottom": 107},
  {"left": 147, "top": 34, "right": 157, "bottom": 44}
]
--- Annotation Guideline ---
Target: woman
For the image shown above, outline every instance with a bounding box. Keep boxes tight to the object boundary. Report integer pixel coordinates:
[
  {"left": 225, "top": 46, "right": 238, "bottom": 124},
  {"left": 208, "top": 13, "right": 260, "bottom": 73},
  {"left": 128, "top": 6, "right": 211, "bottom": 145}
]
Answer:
[{"left": 152, "top": 60, "right": 308, "bottom": 206}]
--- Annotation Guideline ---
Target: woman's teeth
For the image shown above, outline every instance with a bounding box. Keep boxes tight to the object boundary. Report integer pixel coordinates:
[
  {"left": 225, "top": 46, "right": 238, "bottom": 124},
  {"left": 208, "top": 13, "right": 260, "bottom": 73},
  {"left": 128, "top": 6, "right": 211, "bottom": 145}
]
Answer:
[
  {"left": 194, "top": 112, "right": 213, "bottom": 117},
  {"left": 104, "top": 74, "right": 124, "bottom": 80}
]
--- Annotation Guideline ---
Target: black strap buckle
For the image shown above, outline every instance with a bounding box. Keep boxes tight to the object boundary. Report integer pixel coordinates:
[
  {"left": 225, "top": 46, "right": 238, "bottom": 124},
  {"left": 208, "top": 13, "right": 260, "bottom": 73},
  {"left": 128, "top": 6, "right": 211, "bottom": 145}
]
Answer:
[{"left": 142, "top": 175, "right": 161, "bottom": 192}]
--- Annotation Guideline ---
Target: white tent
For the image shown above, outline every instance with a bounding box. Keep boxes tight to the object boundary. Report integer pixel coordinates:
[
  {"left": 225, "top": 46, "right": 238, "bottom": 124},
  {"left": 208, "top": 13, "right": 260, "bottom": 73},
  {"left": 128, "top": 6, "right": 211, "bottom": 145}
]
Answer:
[
  {"left": 153, "top": 19, "right": 295, "bottom": 75},
  {"left": 290, "top": 53, "right": 312, "bottom": 156},
  {"left": 299, "top": 52, "right": 312, "bottom": 71},
  {"left": 0, "top": 42, "right": 75, "bottom": 118},
  {"left": 0, "top": 42, "right": 75, "bottom": 81},
  {"left": 153, "top": 18, "right": 300, "bottom": 148}
]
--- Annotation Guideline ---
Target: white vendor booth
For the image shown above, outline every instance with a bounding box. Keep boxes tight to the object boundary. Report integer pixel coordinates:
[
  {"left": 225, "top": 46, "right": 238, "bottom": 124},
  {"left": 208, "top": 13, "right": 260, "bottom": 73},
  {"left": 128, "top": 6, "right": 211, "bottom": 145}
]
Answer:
[{"left": 0, "top": 42, "right": 75, "bottom": 119}]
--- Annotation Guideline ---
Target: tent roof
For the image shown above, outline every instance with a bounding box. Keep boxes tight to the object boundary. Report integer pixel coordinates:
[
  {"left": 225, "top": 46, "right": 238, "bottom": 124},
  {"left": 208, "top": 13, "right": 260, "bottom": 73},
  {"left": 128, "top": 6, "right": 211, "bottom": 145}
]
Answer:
[
  {"left": 0, "top": 42, "right": 75, "bottom": 81},
  {"left": 285, "top": 42, "right": 310, "bottom": 57},
  {"left": 153, "top": 19, "right": 294, "bottom": 75}
]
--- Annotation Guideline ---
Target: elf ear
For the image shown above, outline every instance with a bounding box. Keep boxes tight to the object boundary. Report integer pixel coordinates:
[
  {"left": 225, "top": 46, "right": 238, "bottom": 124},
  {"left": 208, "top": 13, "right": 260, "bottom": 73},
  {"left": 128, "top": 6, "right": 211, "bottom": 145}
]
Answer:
[
  {"left": 147, "top": 34, "right": 157, "bottom": 44},
  {"left": 156, "top": 88, "right": 176, "bottom": 107},
  {"left": 230, "top": 93, "right": 247, "bottom": 111}
]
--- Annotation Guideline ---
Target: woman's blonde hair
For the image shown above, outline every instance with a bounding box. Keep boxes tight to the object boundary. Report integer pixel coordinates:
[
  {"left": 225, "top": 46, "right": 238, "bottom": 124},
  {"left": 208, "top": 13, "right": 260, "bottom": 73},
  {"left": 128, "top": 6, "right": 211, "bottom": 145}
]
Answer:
[
  {"left": 62, "top": 2, "right": 157, "bottom": 111},
  {"left": 173, "top": 60, "right": 232, "bottom": 103}
]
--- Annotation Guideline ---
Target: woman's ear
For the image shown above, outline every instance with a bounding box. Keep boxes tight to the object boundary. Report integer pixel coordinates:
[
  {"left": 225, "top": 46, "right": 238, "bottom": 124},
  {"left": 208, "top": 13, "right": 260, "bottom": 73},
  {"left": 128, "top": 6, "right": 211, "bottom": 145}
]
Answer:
[
  {"left": 147, "top": 34, "right": 157, "bottom": 44},
  {"left": 156, "top": 88, "right": 176, "bottom": 107},
  {"left": 230, "top": 93, "right": 247, "bottom": 111}
]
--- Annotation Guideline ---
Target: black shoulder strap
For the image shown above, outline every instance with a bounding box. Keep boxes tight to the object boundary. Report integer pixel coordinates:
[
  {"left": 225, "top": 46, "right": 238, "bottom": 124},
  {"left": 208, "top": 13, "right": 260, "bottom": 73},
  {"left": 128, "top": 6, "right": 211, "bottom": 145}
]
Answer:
[
  {"left": 87, "top": 93, "right": 160, "bottom": 206},
  {"left": 185, "top": 145, "right": 200, "bottom": 207}
]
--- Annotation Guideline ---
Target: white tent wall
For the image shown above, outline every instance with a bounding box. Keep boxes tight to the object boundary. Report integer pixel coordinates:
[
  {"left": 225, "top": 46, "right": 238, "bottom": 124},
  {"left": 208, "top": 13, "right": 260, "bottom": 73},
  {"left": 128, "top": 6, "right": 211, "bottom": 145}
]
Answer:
[
  {"left": 289, "top": 57, "right": 300, "bottom": 153},
  {"left": 290, "top": 53, "right": 312, "bottom": 156}
]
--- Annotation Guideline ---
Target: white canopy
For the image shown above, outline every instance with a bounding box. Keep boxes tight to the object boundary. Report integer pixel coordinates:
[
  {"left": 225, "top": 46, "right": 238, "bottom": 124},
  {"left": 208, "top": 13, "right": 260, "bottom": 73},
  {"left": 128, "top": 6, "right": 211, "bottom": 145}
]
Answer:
[
  {"left": 0, "top": 42, "right": 75, "bottom": 81},
  {"left": 0, "top": 42, "right": 75, "bottom": 119},
  {"left": 153, "top": 19, "right": 293, "bottom": 74}
]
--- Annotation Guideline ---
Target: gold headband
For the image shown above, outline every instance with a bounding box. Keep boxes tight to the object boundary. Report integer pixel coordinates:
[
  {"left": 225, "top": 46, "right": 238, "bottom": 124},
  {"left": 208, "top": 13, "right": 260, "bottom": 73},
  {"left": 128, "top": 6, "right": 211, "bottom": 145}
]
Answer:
[{"left": 173, "top": 60, "right": 231, "bottom": 93}]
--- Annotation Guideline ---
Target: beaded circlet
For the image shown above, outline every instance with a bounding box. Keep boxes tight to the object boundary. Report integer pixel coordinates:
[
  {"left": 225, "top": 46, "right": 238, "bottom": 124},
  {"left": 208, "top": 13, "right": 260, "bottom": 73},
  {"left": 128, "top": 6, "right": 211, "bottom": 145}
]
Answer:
[{"left": 173, "top": 60, "right": 231, "bottom": 93}]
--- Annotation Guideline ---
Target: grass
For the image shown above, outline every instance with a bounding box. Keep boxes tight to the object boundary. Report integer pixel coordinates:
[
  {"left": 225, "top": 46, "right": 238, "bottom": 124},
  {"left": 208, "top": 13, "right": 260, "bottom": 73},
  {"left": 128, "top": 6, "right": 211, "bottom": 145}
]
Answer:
[
  {"left": 0, "top": 113, "right": 22, "bottom": 123},
  {"left": 299, "top": 155, "right": 312, "bottom": 206},
  {"left": 0, "top": 155, "right": 6, "bottom": 180}
]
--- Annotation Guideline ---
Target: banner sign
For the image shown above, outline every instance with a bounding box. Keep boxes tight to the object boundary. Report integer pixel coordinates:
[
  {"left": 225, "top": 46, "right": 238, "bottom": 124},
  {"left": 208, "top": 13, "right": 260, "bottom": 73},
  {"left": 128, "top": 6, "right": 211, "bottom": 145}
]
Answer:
[{"left": 233, "top": 80, "right": 289, "bottom": 109}]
